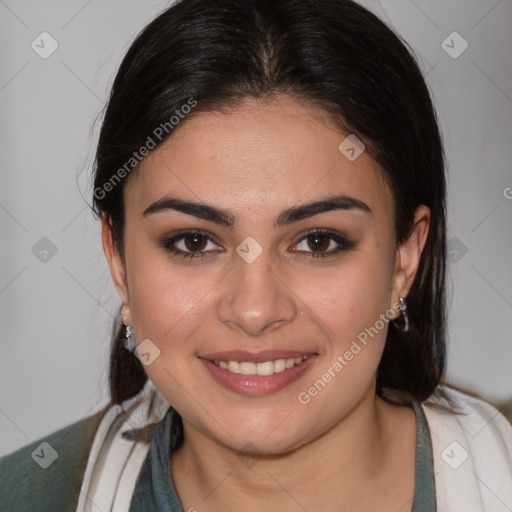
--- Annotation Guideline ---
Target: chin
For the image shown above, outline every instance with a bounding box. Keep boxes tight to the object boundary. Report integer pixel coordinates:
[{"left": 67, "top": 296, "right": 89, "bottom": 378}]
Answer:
[{"left": 208, "top": 409, "right": 312, "bottom": 455}]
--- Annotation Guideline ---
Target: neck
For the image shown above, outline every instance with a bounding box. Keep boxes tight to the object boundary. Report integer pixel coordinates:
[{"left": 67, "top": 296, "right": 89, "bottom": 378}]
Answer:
[{"left": 171, "top": 383, "right": 415, "bottom": 512}]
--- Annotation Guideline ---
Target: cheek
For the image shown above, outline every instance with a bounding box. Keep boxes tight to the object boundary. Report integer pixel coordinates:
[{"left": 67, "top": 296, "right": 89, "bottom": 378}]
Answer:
[
  {"left": 296, "top": 252, "right": 394, "bottom": 345},
  {"left": 130, "top": 283, "right": 215, "bottom": 351},
  {"left": 292, "top": 259, "right": 393, "bottom": 431},
  {"left": 125, "top": 242, "right": 220, "bottom": 348},
  {"left": 126, "top": 258, "right": 221, "bottom": 405}
]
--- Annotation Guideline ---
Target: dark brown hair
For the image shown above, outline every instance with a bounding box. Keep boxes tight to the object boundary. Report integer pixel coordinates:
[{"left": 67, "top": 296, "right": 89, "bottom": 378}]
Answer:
[{"left": 92, "top": 0, "right": 447, "bottom": 406}]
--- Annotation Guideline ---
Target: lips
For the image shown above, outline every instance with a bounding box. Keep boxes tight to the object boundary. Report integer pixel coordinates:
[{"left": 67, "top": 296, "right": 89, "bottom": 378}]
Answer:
[{"left": 198, "top": 350, "right": 318, "bottom": 396}]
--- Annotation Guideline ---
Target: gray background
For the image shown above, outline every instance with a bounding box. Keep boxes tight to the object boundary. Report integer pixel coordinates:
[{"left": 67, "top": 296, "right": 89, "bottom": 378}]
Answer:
[{"left": 0, "top": 0, "right": 511, "bottom": 456}]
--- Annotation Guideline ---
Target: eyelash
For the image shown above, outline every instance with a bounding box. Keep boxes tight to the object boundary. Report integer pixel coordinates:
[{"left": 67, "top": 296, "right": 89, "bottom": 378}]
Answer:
[{"left": 160, "top": 229, "right": 355, "bottom": 260}]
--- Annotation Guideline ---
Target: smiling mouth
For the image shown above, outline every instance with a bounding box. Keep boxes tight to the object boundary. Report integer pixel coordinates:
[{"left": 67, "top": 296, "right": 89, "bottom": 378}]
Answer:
[
  {"left": 210, "top": 356, "right": 309, "bottom": 376},
  {"left": 200, "top": 353, "right": 318, "bottom": 396}
]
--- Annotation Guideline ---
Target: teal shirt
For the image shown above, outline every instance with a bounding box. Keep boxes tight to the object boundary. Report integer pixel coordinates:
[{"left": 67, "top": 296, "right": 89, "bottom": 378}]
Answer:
[
  {"left": 129, "top": 401, "right": 436, "bottom": 511},
  {"left": 411, "top": 400, "right": 437, "bottom": 511}
]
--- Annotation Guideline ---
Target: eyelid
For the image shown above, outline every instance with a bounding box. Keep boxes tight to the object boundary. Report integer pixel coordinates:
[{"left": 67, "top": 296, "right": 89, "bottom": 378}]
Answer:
[{"left": 161, "top": 228, "right": 220, "bottom": 246}]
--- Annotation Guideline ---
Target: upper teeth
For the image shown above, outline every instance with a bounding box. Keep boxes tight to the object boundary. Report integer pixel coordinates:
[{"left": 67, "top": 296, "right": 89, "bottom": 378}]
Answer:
[{"left": 213, "top": 357, "right": 307, "bottom": 376}]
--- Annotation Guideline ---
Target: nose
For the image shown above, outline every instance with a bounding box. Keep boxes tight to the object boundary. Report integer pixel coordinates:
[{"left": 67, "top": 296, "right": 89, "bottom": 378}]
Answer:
[{"left": 216, "top": 251, "right": 299, "bottom": 337}]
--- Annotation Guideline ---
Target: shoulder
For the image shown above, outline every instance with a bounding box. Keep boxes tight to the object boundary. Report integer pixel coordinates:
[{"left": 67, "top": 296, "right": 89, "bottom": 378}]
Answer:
[
  {"left": 422, "top": 386, "right": 512, "bottom": 510},
  {"left": 423, "top": 385, "right": 512, "bottom": 448},
  {"left": 0, "top": 407, "right": 108, "bottom": 512}
]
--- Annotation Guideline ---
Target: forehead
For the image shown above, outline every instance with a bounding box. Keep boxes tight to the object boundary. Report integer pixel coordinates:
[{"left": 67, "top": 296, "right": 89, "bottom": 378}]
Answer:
[{"left": 124, "top": 96, "right": 392, "bottom": 217}]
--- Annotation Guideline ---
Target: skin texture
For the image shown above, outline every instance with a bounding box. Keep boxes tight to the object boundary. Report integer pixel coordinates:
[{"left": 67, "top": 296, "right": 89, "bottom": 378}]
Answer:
[{"left": 102, "top": 95, "right": 430, "bottom": 511}]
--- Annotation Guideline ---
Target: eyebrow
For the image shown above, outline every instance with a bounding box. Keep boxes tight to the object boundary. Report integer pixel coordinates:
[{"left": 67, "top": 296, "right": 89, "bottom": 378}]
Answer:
[{"left": 142, "top": 194, "right": 371, "bottom": 228}]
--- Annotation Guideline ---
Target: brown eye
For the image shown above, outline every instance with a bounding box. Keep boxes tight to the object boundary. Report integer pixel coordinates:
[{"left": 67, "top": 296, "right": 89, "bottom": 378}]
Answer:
[
  {"left": 184, "top": 233, "right": 208, "bottom": 252},
  {"left": 306, "top": 233, "right": 331, "bottom": 252}
]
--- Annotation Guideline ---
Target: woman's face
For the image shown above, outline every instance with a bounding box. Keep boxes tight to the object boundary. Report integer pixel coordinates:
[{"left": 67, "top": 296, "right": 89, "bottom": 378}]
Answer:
[{"left": 103, "top": 95, "right": 428, "bottom": 454}]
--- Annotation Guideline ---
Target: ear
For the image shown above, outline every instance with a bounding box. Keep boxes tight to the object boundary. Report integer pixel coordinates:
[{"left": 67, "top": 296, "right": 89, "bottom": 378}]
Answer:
[
  {"left": 391, "top": 205, "right": 430, "bottom": 307},
  {"left": 101, "top": 213, "right": 130, "bottom": 311}
]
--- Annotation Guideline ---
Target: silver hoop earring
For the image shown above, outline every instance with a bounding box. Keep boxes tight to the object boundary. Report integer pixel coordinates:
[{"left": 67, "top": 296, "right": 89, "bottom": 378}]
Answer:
[
  {"left": 398, "top": 296, "right": 409, "bottom": 332},
  {"left": 124, "top": 325, "right": 136, "bottom": 351},
  {"left": 393, "top": 296, "right": 409, "bottom": 333}
]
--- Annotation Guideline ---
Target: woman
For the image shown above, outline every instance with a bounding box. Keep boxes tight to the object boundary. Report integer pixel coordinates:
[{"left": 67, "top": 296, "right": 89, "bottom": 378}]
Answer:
[{"left": 1, "top": 0, "right": 511, "bottom": 510}]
